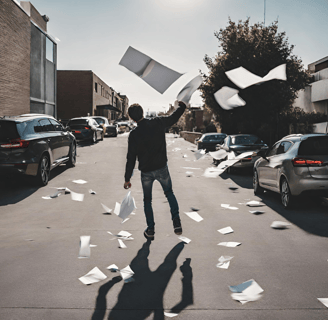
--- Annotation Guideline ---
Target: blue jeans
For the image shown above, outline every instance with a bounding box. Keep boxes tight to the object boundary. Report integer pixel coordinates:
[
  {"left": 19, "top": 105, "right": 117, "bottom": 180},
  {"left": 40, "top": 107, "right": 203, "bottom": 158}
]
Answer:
[{"left": 141, "top": 165, "right": 179, "bottom": 229}]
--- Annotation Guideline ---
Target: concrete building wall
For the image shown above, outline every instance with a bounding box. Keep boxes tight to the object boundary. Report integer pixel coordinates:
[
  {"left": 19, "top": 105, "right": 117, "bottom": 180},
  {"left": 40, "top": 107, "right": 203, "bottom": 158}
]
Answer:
[
  {"left": 0, "top": 0, "right": 30, "bottom": 116},
  {"left": 311, "top": 79, "right": 328, "bottom": 102},
  {"left": 57, "top": 71, "right": 93, "bottom": 120}
]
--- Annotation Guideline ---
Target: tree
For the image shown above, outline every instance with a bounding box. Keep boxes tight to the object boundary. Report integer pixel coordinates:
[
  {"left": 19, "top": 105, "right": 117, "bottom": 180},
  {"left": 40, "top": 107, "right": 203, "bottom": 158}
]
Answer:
[{"left": 200, "top": 18, "right": 311, "bottom": 145}]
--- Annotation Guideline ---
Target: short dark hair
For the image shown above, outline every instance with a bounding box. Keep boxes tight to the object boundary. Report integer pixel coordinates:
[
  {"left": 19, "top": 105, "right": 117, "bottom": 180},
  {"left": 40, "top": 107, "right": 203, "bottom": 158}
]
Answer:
[{"left": 128, "top": 104, "right": 143, "bottom": 122}]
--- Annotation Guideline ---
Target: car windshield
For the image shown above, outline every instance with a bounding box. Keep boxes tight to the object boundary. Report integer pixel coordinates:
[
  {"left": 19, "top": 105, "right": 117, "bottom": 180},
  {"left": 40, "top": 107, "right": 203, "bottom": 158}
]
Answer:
[
  {"left": 231, "top": 135, "right": 260, "bottom": 145},
  {"left": 0, "top": 121, "right": 20, "bottom": 140},
  {"left": 203, "top": 135, "right": 225, "bottom": 142},
  {"left": 298, "top": 136, "right": 328, "bottom": 155}
]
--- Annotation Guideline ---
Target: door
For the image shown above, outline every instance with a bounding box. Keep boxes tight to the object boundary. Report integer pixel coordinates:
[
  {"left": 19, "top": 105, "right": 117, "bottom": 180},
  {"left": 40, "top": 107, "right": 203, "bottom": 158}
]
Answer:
[{"left": 49, "top": 119, "right": 70, "bottom": 158}]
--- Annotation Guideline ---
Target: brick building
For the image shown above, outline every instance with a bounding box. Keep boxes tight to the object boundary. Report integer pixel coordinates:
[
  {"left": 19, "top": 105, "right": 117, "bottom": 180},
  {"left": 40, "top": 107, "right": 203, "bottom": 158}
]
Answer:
[
  {"left": 0, "top": 0, "right": 57, "bottom": 117},
  {"left": 57, "top": 70, "right": 127, "bottom": 122}
]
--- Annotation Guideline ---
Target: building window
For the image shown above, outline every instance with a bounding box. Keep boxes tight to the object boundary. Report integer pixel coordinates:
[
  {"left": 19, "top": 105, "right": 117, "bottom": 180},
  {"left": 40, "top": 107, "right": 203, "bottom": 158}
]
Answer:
[
  {"left": 46, "top": 37, "right": 54, "bottom": 62},
  {"left": 95, "top": 82, "right": 98, "bottom": 92}
]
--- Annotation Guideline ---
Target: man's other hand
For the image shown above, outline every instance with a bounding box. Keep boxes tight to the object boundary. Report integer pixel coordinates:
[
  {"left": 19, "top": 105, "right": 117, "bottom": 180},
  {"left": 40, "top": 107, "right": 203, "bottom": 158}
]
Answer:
[{"left": 124, "top": 181, "right": 131, "bottom": 189}]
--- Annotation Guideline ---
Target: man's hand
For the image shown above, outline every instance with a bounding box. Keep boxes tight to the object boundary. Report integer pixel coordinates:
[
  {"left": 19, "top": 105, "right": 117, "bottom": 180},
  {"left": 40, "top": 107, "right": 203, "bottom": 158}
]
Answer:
[{"left": 124, "top": 181, "right": 131, "bottom": 189}]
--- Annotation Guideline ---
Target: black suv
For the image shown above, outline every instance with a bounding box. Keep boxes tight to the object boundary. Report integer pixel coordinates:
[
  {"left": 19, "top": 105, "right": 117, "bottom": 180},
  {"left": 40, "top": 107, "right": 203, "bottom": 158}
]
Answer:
[{"left": 0, "top": 114, "right": 76, "bottom": 186}]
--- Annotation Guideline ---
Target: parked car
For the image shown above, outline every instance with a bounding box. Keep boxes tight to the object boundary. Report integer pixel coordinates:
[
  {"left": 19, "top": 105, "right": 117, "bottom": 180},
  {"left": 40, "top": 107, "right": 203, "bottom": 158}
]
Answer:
[
  {"left": 0, "top": 114, "right": 76, "bottom": 186},
  {"left": 90, "top": 116, "right": 118, "bottom": 137},
  {"left": 116, "top": 121, "right": 131, "bottom": 134},
  {"left": 195, "top": 133, "right": 227, "bottom": 151},
  {"left": 253, "top": 133, "right": 328, "bottom": 208},
  {"left": 66, "top": 117, "right": 103, "bottom": 143},
  {"left": 215, "top": 134, "right": 267, "bottom": 169}
]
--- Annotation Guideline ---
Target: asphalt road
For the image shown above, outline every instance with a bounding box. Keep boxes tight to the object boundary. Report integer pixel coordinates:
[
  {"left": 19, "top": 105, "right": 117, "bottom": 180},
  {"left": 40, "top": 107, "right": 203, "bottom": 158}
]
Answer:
[{"left": 0, "top": 133, "right": 328, "bottom": 320}]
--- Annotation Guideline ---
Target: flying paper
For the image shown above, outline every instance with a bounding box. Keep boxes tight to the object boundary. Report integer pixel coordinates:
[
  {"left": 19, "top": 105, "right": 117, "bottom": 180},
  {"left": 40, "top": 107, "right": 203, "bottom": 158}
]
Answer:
[
  {"left": 176, "top": 75, "right": 203, "bottom": 104},
  {"left": 218, "top": 227, "right": 234, "bottom": 234},
  {"left": 178, "top": 236, "right": 191, "bottom": 244},
  {"left": 118, "top": 239, "right": 127, "bottom": 248},
  {"left": 101, "top": 203, "right": 112, "bottom": 214},
  {"left": 217, "top": 256, "right": 234, "bottom": 269},
  {"left": 184, "top": 211, "right": 203, "bottom": 222},
  {"left": 218, "top": 242, "right": 241, "bottom": 247},
  {"left": 230, "top": 279, "right": 264, "bottom": 304},
  {"left": 79, "top": 267, "right": 107, "bottom": 285},
  {"left": 209, "top": 149, "right": 227, "bottom": 160},
  {"left": 78, "top": 236, "right": 91, "bottom": 259},
  {"left": 118, "top": 191, "right": 137, "bottom": 220},
  {"left": 214, "top": 86, "right": 246, "bottom": 110},
  {"left": 318, "top": 298, "right": 328, "bottom": 308},
  {"left": 71, "top": 191, "right": 84, "bottom": 202},
  {"left": 119, "top": 46, "right": 183, "bottom": 94},
  {"left": 114, "top": 202, "right": 121, "bottom": 215},
  {"left": 107, "top": 264, "right": 119, "bottom": 272},
  {"left": 271, "top": 221, "right": 291, "bottom": 229},
  {"left": 226, "top": 64, "right": 287, "bottom": 89},
  {"left": 120, "top": 265, "right": 134, "bottom": 281}
]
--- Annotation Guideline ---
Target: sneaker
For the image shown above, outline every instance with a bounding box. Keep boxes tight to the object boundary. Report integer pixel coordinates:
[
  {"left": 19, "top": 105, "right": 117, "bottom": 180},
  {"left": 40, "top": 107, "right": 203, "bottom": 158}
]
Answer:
[
  {"left": 144, "top": 228, "right": 155, "bottom": 241},
  {"left": 173, "top": 217, "right": 182, "bottom": 235}
]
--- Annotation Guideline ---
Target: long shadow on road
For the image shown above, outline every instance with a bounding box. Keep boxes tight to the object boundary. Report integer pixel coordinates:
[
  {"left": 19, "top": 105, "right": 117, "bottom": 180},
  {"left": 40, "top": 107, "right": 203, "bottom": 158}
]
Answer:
[
  {"left": 91, "top": 240, "right": 193, "bottom": 320},
  {"left": 220, "top": 170, "right": 328, "bottom": 238}
]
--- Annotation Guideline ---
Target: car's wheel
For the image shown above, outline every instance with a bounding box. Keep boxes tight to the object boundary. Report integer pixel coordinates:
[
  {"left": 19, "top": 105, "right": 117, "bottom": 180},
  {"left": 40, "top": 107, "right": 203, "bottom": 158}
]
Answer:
[
  {"left": 280, "top": 177, "right": 294, "bottom": 209},
  {"left": 253, "top": 170, "right": 264, "bottom": 195},
  {"left": 92, "top": 131, "right": 97, "bottom": 144},
  {"left": 36, "top": 154, "right": 50, "bottom": 186},
  {"left": 67, "top": 143, "right": 76, "bottom": 167}
]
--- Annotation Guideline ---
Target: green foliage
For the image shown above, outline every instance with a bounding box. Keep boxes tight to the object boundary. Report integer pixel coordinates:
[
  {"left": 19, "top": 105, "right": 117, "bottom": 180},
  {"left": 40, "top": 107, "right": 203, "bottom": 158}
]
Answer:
[{"left": 200, "top": 18, "right": 311, "bottom": 145}]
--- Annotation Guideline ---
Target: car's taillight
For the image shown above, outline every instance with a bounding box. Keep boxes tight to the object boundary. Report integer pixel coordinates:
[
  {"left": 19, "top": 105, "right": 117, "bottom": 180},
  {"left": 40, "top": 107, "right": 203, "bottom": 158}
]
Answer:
[
  {"left": 85, "top": 126, "right": 91, "bottom": 130},
  {"left": 74, "top": 130, "right": 81, "bottom": 134},
  {"left": 292, "top": 157, "right": 323, "bottom": 167},
  {"left": 0, "top": 139, "right": 29, "bottom": 149}
]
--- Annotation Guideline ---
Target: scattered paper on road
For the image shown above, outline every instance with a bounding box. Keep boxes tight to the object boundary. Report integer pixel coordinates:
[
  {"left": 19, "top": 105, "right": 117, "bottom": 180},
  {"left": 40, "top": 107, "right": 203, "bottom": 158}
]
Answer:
[
  {"left": 249, "top": 210, "right": 265, "bottom": 215},
  {"left": 182, "top": 167, "right": 201, "bottom": 170},
  {"left": 118, "top": 239, "right": 127, "bottom": 248},
  {"left": 118, "top": 191, "right": 137, "bottom": 221},
  {"left": 271, "top": 221, "right": 291, "bottom": 229},
  {"left": 214, "top": 86, "right": 246, "bottom": 110},
  {"left": 107, "top": 264, "right": 119, "bottom": 272},
  {"left": 79, "top": 267, "right": 107, "bottom": 285},
  {"left": 101, "top": 203, "right": 112, "bottom": 214},
  {"left": 194, "top": 149, "right": 206, "bottom": 160},
  {"left": 203, "top": 167, "right": 222, "bottom": 178},
  {"left": 217, "top": 256, "right": 234, "bottom": 269},
  {"left": 89, "top": 244, "right": 97, "bottom": 247},
  {"left": 178, "top": 236, "right": 191, "bottom": 244},
  {"left": 122, "top": 218, "right": 130, "bottom": 224},
  {"left": 177, "top": 75, "right": 203, "bottom": 104},
  {"left": 221, "top": 204, "right": 239, "bottom": 210},
  {"left": 42, "top": 196, "right": 52, "bottom": 200},
  {"left": 172, "top": 148, "right": 181, "bottom": 152},
  {"left": 78, "top": 235, "right": 91, "bottom": 258},
  {"left": 72, "top": 179, "right": 87, "bottom": 184},
  {"left": 209, "top": 149, "right": 227, "bottom": 160},
  {"left": 190, "top": 207, "right": 199, "bottom": 211},
  {"left": 164, "top": 312, "right": 178, "bottom": 318},
  {"left": 89, "top": 189, "right": 97, "bottom": 195},
  {"left": 246, "top": 200, "right": 265, "bottom": 207},
  {"left": 184, "top": 211, "right": 203, "bottom": 222},
  {"left": 183, "top": 154, "right": 188, "bottom": 158},
  {"left": 225, "top": 64, "right": 287, "bottom": 89},
  {"left": 117, "top": 231, "right": 132, "bottom": 238},
  {"left": 185, "top": 171, "right": 193, "bottom": 177},
  {"left": 120, "top": 265, "right": 134, "bottom": 281},
  {"left": 71, "top": 191, "right": 84, "bottom": 202},
  {"left": 218, "top": 242, "right": 241, "bottom": 247},
  {"left": 114, "top": 202, "right": 121, "bottom": 215},
  {"left": 119, "top": 46, "right": 183, "bottom": 94},
  {"left": 318, "top": 298, "right": 328, "bottom": 308},
  {"left": 218, "top": 227, "right": 234, "bottom": 234},
  {"left": 230, "top": 279, "right": 264, "bottom": 304}
]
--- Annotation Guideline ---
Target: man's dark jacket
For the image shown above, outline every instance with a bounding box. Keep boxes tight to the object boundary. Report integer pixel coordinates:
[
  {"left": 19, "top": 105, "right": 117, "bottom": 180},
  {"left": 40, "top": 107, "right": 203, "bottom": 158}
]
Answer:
[{"left": 124, "top": 103, "right": 186, "bottom": 182}]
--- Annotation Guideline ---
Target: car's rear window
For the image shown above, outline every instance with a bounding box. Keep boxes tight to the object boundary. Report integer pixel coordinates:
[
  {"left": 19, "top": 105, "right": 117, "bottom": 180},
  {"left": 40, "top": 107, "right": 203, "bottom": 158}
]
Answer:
[
  {"left": 298, "top": 136, "right": 328, "bottom": 155},
  {"left": 231, "top": 135, "right": 260, "bottom": 145},
  {"left": 68, "top": 119, "right": 88, "bottom": 126},
  {"left": 203, "top": 135, "right": 225, "bottom": 142},
  {"left": 0, "top": 120, "right": 20, "bottom": 140},
  {"left": 94, "top": 118, "right": 105, "bottom": 125}
]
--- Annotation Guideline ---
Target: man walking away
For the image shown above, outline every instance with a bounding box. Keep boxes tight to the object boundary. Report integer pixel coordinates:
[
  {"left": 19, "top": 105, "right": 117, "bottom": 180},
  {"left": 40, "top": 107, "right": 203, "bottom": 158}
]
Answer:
[{"left": 124, "top": 101, "right": 187, "bottom": 241}]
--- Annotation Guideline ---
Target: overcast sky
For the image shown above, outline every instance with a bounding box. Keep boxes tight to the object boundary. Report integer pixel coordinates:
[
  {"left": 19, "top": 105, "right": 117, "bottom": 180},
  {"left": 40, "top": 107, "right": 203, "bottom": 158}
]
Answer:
[{"left": 30, "top": 0, "right": 328, "bottom": 112}]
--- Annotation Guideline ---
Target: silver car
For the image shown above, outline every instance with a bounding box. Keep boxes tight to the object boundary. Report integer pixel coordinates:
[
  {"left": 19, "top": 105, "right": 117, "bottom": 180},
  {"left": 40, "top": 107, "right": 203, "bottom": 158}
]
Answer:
[{"left": 253, "top": 134, "right": 328, "bottom": 208}]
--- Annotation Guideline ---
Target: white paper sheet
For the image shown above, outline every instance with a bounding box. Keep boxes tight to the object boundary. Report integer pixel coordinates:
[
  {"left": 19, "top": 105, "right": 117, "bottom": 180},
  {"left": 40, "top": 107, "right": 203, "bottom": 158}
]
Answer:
[
  {"left": 164, "top": 312, "right": 178, "bottom": 317},
  {"left": 209, "top": 149, "right": 227, "bottom": 160},
  {"left": 114, "top": 202, "right": 121, "bottom": 215},
  {"left": 79, "top": 267, "right": 107, "bottom": 285},
  {"left": 246, "top": 200, "right": 264, "bottom": 207},
  {"left": 194, "top": 149, "right": 206, "bottom": 160},
  {"left": 214, "top": 86, "right": 246, "bottom": 110},
  {"left": 217, "top": 256, "right": 234, "bottom": 269},
  {"left": 78, "top": 235, "right": 91, "bottom": 258},
  {"left": 117, "top": 231, "right": 132, "bottom": 237},
  {"left": 72, "top": 179, "right": 87, "bottom": 184},
  {"left": 172, "top": 148, "right": 181, "bottom": 151},
  {"left": 182, "top": 167, "right": 201, "bottom": 170},
  {"left": 184, "top": 211, "right": 203, "bottom": 222},
  {"left": 101, "top": 203, "right": 112, "bottom": 214},
  {"left": 178, "top": 236, "right": 191, "bottom": 244},
  {"left": 218, "top": 242, "right": 241, "bottom": 247},
  {"left": 122, "top": 218, "right": 130, "bottom": 224},
  {"left": 185, "top": 171, "right": 193, "bottom": 177},
  {"left": 107, "top": 264, "right": 119, "bottom": 272},
  {"left": 89, "top": 189, "right": 97, "bottom": 195},
  {"left": 203, "top": 167, "right": 222, "bottom": 178},
  {"left": 217, "top": 159, "right": 240, "bottom": 172},
  {"left": 318, "top": 298, "right": 328, "bottom": 308},
  {"left": 120, "top": 265, "right": 134, "bottom": 280},
  {"left": 249, "top": 210, "right": 265, "bottom": 214},
  {"left": 176, "top": 75, "right": 203, "bottom": 104},
  {"left": 118, "top": 191, "right": 137, "bottom": 220},
  {"left": 270, "top": 221, "right": 291, "bottom": 229},
  {"left": 221, "top": 204, "right": 239, "bottom": 210},
  {"left": 230, "top": 279, "right": 263, "bottom": 304},
  {"left": 119, "top": 46, "right": 183, "bottom": 94},
  {"left": 226, "top": 64, "right": 287, "bottom": 89},
  {"left": 218, "top": 227, "right": 234, "bottom": 234},
  {"left": 118, "top": 239, "right": 127, "bottom": 248},
  {"left": 71, "top": 191, "right": 84, "bottom": 202}
]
